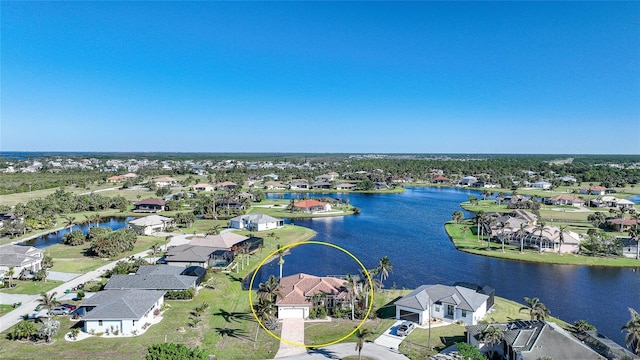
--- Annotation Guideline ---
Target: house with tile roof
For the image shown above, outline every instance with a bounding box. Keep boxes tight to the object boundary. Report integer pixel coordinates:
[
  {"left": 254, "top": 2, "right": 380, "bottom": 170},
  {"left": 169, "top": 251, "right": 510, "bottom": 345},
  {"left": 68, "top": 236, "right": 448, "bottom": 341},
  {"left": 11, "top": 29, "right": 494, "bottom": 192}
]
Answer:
[
  {"left": 545, "top": 194, "right": 585, "bottom": 207},
  {"left": 466, "top": 320, "right": 603, "bottom": 360},
  {"left": 580, "top": 186, "right": 608, "bottom": 196},
  {"left": 127, "top": 215, "right": 174, "bottom": 235},
  {"left": 276, "top": 273, "right": 349, "bottom": 319},
  {"left": 431, "top": 175, "right": 451, "bottom": 184},
  {"left": 216, "top": 181, "right": 239, "bottom": 191},
  {"left": 229, "top": 213, "right": 284, "bottom": 232},
  {"left": 292, "top": 199, "right": 332, "bottom": 214},
  {"left": 394, "top": 284, "right": 491, "bottom": 326},
  {"left": 133, "top": 198, "right": 166, "bottom": 213},
  {"left": 79, "top": 289, "right": 165, "bottom": 336}
]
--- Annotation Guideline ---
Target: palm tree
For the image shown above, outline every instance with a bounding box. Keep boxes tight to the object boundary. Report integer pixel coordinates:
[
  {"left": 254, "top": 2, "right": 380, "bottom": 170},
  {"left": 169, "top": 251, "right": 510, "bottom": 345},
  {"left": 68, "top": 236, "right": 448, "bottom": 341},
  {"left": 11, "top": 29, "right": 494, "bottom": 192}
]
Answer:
[
  {"left": 64, "top": 215, "right": 77, "bottom": 230},
  {"left": 257, "top": 275, "right": 281, "bottom": 305},
  {"left": 555, "top": 225, "right": 569, "bottom": 255},
  {"left": 150, "top": 243, "right": 161, "bottom": 263},
  {"left": 519, "top": 297, "right": 550, "bottom": 321},
  {"left": 377, "top": 256, "right": 392, "bottom": 288},
  {"left": 622, "top": 307, "right": 640, "bottom": 355},
  {"left": 475, "top": 211, "right": 485, "bottom": 242},
  {"left": 207, "top": 223, "right": 222, "bottom": 235},
  {"left": 630, "top": 213, "right": 640, "bottom": 260},
  {"left": 534, "top": 221, "right": 547, "bottom": 254},
  {"left": 355, "top": 327, "right": 371, "bottom": 360},
  {"left": 517, "top": 223, "right": 527, "bottom": 253},
  {"left": 6, "top": 266, "right": 15, "bottom": 288},
  {"left": 38, "top": 291, "right": 58, "bottom": 313},
  {"left": 452, "top": 211, "right": 464, "bottom": 224},
  {"left": 345, "top": 274, "right": 359, "bottom": 320},
  {"left": 497, "top": 221, "right": 510, "bottom": 253},
  {"left": 90, "top": 213, "right": 101, "bottom": 228},
  {"left": 480, "top": 325, "right": 504, "bottom": 359},
  {"left": 276, "top": 244, "right": 286, "bottom": 279}
]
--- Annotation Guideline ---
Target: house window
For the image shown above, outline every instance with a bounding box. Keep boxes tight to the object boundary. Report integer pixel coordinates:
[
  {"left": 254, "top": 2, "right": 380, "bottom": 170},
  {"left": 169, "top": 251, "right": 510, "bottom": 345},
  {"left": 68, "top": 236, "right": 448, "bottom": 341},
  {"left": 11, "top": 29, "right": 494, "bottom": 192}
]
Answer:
[
  {"left": 461, "top": 310, "right": 467, "bottom": 317},
  {"left": 98, "top": 320, "right": 103, "bottom": 326},
  {"left": 435, "top": 305, "right": 441, "bottom": 312}
]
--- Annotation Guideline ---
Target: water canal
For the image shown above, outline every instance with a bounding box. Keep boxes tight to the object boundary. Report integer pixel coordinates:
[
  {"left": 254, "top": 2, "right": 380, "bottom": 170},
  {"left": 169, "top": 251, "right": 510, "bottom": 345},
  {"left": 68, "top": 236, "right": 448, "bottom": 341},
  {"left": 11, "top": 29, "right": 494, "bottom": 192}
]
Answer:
[{"left": 257, "top": 187, "right": 640, "bottom": 346}]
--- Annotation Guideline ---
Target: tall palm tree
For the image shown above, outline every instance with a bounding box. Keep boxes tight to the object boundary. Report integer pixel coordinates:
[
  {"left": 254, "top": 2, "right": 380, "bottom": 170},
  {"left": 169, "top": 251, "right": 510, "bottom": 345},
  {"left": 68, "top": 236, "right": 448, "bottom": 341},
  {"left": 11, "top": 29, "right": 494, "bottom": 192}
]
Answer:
[
  {"left": 355, "top": 328, "right": 371, "bottom": 360},
  {"left": 630, "top": 213, "right": 640, "bottom": 260},
  {"left": 534, "top": 221, "right": 547, "bottom": 254},
  {"left": 377, "top": 256, "right": 392, "bottom": 288},
  {"left": 150, "top": 243, "right": 161, "bottom": 263},
  {"left": 207, "top": 223, "right": 222, "bottom": 235},
  {"left": 497, "top": 221, "right": 510, "bottom": 253},
  {"left": 276, "top": 244, "right": 285, "bottom": 279},
  {"left": 475, "top": 211, "right": 485, "bottom": 242},
  {"left": 480, "top": 325, "right": 504, "bottom": 360},
  {"left": 486, "top": 218, "right": 496, "bottom": 250},
  {"left": 519, "top": 297, "right": 550, "bottom": 321},
  {"left": 555, "top": 225, "right": 569, "bottom": 255},
  {"left": 6, "top": 266, "right": 15, "bottom": 288},
  {"left": 517, "top": 223, "right": 527, "bottom": 253},
  {"left": 38, "top": 291, "right": 58, "bottom": 313},
  {"left": 345, "top": 274, "right": 359, "bottom": 320},
  {"left": 257, "top": 275, "right": 281, "bottom": 305},
  {"left": 621, "top": 307, "right": 640, "bottom": 355},
  {"left": 64, "top": 215, "right": 76, "bottom": 230}
]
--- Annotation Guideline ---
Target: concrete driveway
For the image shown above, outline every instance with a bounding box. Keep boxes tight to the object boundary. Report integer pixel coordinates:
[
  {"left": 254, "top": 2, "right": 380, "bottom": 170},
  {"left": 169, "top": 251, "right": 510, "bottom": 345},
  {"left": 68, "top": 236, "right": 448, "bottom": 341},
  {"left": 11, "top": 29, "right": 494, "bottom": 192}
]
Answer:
[
  {"left": 275, "top": 318, "right": 307, "bottom": 358},
  {"left": 374, "top": 320, "right": 407, "bottom": 350}
]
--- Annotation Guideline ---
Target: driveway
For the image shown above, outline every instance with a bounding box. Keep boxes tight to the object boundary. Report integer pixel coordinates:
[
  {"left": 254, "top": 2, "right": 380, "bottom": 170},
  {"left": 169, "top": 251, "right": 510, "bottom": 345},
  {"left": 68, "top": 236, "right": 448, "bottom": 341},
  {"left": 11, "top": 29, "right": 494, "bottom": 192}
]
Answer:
[
  {"left": 275, "top": 318, "right": 307, "bottom": 358},
  {"left": 271, "top": 342, "right": 410, "bottom": 360},
  {"left": 374, "top": 320, "right": 407, "bottom": 350}
]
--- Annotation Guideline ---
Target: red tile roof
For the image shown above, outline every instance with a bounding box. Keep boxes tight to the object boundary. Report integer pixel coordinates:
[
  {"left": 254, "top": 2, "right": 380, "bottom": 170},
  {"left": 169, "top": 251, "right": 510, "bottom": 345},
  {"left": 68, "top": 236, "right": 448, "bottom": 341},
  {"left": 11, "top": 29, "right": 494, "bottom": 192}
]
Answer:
[
  {"left": 277, "top": 273, "right": 347, "bottom": 306},
  {"left": 135, "top": 198, "right": 166, "bottom": 206},
  {"left": 293, "top": 200, "right": 327, "bottom": 208},
  {"left": 432, "top": 175, "right": 451, "bottom": 181}
]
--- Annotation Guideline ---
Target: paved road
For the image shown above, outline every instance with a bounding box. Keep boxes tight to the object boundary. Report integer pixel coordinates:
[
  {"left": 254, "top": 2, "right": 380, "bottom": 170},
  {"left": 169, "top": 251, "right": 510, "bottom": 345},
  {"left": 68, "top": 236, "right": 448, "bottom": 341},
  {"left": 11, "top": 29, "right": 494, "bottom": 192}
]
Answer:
[
  {"left": 0, "top": 233, "right": 188, "bottom": 334},
  {"left": 270, "top": 342, "right": 410, "bottom": 360}
]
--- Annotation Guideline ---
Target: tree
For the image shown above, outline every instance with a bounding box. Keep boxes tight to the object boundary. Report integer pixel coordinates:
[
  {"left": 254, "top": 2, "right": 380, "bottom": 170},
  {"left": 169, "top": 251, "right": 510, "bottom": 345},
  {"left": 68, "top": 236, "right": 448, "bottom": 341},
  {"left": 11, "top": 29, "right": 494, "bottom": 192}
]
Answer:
[
  {"left": 451, "top": 211, "right": 464, "bottom": 224},
  {"left": 38, "top": 318, "right": 60, "bottom": 342},
  {"left": 345, "top": 274, "right": 359, "bottom": 320},
  {"left": 475, "top": 210, "right": 485, "bottom": 242},
  {"left": 533, "top": 221, "right": 547, "bottom": 254},
  {"left": 257, "top": 275, "right": 281, "bottom": 305},
  {"left": 150, "top": 243, "right": 161, "bottom": 264},
  {"left": 377, "top": 256, "right": 393, "bottom": 288},
  {"left": 207, "top": 223, "right": 222, "bottom": 236},
  {"left": 146, "top": 343, "right": 208, "bottom": 360},
  {"left": 9, "top": 320, "right": 38, "bottom": 341},
  {"left": 519, "top": 297, "right": 550, "bottom": 321},
  {"left": 480, "top": 325, "right": 503, "bottom": 360},
  {"left": 455, "top": 342, "right": 485, "bottom": 360},
  {"left": 276, "top": 244, "right": 286, "bottom": 279},
  {"left": 555, "top": 225, "right": 569, "bottom": 255},
  {"left": 38, "top": 291, "right": 58, "bottom": 313},
  {"left": 622, "top": 308, "right": 640, "bottom": 355},
  {"left": 62, "top": 229, "right": 85, "bottom": 246},
  {"left": 572, "top": 319, "right": 596, "bottom": 333},
  {"left": 588, "top": 212, "right": 607, "bottom": 228},
  {"left": 517, "top": 223, "right": 527, "bottom": 253},
  {"left": 355, "top": 327, "right": 371, "bottom": 360},
  {"left": 6, "top": 266, "right": 15, "bottom": 288}
]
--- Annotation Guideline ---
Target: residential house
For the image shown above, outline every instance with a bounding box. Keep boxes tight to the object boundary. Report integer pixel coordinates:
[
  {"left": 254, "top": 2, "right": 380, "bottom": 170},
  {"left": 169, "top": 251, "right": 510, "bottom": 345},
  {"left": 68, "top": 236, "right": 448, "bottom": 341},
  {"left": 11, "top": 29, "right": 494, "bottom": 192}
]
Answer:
[
  {"left": 127, "top": 215, "right": 175, "bottom": 235},
  {"left": 107, "top": 175, "right": 125, "bottom": 183},
  {"left": 466, "top": 320, "right": 603, "bottom": 360},
  {"left": 122, "top": 173, "right": 138, "bottom": 179},
  {"left": 292, "top": 200, "right": 332, "bottom": 213},
  {"left": 264, "top": 181, "right": 287, "bottom": 190},
  {"left": 153, "top": 177, "right": 177, "bottom": 188},
  {"left": 193, "top": 183, "right": 214, "bottom": 192},
  {"left": 580, "top": 186, "right": 608, "bottom": 196},
  {"left": 431, "top": 175, "right": 451, "bottom": 184},
  {"left": 375, "top": 182, "right": 390, "bottom": 190},
  {"left": 458, "top": 176, "right": 478, "bottom": 186},
  {"left": 315, "top": 173, "right": 339, "bottom": 182},
  {"left": 79, "top": 289, "right": 165, "bottom": 336},
  {"left": 532, "top": 181, "right": 552, "bottom": 189},
  {"left": 575, "top": 330, "right": 640, "bottom": 360},
  {"left": 545, "top": 194, "right": 585, "bottom": 207},
  {"left": 133, "top": 198, "right": 166, "bottom": 213},
  {"left": 0, "top": 244, "right": 44, "bottom": 275},
  {"left": 166, "top": 233, "right": 264, "bottom": 268},
  {"left": 0, "top": 213, "right": 20, "bottom": 229},
  {"left": 276, "top": 273, "right": 348, "bottom": 319},
  {"left": 394, "top": 284, "right": 491, "bottom": 326},
  {"left": 104, "top": 265, "right": 205, "bottom": 291},
  {"left": 311, "top": 181, "right": 332, "bottom": 190},
  {"left": 605, "top": 217, "right": 640, "bottom": 232},
  {"left": 216, "top": 181, "right": 239, "bottom": 191},
  {"left": 289, "top": 179, "right": 309, "bottom": 190},
  {"left": 336, "top": 183, "right": 356, "bottom": 191},
  {"left": 229, "top": 213, "right": 284, "bottom": 231},
  {"left": 613, "top": 198, "right": 635, "bottom": 210}
]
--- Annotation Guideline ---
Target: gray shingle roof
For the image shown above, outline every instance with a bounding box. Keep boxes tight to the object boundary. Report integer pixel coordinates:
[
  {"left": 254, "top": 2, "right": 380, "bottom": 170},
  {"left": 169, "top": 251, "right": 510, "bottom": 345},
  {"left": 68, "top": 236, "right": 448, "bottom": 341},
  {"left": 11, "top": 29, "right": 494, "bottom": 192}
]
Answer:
[
  {"left": 80, "top": 290, "right": 165, "bottom": 320},
  {"left": 104, "top": 273, "right": 195, "bottom": 290},
  {"left": 165, "top": 245, "right": 215, "bottom": 262},
  {"left": 394, "top": 284, "right": 489, "bottom": 312}
]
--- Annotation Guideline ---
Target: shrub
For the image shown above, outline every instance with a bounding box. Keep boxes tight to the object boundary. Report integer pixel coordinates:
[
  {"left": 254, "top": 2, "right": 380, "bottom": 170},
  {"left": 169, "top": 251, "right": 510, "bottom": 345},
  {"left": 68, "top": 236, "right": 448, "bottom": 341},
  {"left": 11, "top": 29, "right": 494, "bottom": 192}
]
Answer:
[{"left": 165, "top": 288, "right": 195, "bottom": 300}]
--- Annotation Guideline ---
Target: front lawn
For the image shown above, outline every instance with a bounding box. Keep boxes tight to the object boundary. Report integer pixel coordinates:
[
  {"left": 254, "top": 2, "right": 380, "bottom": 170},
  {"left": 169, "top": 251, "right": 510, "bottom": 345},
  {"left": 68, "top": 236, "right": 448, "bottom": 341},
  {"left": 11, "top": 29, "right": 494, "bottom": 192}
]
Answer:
[{"left": 0, "top": 279, "right": 63, "bottom": 295}]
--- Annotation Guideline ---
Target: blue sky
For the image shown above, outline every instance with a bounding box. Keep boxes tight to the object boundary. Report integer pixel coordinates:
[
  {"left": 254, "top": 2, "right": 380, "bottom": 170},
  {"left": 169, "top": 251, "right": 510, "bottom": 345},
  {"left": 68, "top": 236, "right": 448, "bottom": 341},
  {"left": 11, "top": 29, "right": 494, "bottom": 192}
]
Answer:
[{"left": 1, "top": 2, "right": 639, "bottom": 154}]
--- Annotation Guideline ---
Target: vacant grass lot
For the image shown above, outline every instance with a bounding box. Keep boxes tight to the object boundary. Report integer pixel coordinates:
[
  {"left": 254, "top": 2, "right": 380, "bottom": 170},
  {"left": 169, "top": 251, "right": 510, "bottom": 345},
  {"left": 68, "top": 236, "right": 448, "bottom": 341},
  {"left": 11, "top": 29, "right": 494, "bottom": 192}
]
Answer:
[
  {"left": 0, "top": 280, "right": 64, "bottom": 295},
  {"left": 446, "top": 222, "right": 640, "bottom": 267}
]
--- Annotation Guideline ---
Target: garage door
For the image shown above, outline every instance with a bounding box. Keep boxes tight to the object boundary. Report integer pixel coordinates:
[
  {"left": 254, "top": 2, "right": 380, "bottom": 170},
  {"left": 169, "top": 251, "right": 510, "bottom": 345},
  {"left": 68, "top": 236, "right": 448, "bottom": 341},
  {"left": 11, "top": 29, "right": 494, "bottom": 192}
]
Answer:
[
  {"left": 278, "top": 307, "right": 305, "bottom": 319},
  {"left": 399, "top": 309, "right": 420, "bottom": 323}
]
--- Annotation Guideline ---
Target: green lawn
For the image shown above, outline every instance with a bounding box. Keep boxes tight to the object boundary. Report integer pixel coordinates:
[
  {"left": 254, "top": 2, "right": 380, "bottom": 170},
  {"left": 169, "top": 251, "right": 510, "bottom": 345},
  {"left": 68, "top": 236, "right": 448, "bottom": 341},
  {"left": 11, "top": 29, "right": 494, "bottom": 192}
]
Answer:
[
  {"left": 0, "top": 279, "right": 63, "bottom": 295},
  {"left": 0, "top": 304, "right": 17, "bottom": 316},
  {"left": 445, "top": 221, "right": 640, "bottom": 267}
]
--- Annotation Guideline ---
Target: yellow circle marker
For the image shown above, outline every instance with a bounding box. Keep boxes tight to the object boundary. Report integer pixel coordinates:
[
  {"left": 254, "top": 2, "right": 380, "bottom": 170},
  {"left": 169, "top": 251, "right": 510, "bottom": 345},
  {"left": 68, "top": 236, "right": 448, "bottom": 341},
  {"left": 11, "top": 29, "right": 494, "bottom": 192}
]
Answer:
[{"left": 248, "top": 241, "right": 374, "bottom": 348}]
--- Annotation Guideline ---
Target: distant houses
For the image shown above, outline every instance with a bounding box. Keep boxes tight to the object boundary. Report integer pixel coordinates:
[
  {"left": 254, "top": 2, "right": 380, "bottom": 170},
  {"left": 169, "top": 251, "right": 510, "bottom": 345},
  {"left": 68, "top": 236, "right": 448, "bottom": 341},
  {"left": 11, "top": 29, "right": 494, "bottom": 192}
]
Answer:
[
  {"left": 153, "top": 177, "right": 177, "bottom": 188},
  {"left": 127, "top": 215, "right": 175, "bottom": 235},
  {"left": 165, "top": 233, "right": 264, "bottom": 268},
  {"left": 292, "top": 200, "right": 332, "bottom": 214},
  {"left": 229, "top": 213, "right": 284, "bottom": 232}
]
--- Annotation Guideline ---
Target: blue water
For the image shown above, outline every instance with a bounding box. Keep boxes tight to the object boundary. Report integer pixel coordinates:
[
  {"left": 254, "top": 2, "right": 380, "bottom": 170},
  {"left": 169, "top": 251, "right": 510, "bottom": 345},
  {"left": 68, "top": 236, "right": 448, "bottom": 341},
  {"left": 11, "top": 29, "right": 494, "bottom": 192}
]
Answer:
[
  {"left": 258, "top": 187, "right": 640, "bottom": 346},
  {"left": 23, "top": 217, "right": 134, "bottom": 248}
]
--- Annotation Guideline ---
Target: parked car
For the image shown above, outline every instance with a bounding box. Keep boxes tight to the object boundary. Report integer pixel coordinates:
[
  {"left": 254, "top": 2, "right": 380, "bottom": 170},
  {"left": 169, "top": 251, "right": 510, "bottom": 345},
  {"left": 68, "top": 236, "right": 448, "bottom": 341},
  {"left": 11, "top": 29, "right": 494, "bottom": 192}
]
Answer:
[
  {"left": 61, "top": 303, "right": 77, "bottom": 310},
  {"left": 49, "top": 306, "right": 71, "bottom": 315},
  {"left": 397, "top": 321, "right": 415, "bottom": 337}
]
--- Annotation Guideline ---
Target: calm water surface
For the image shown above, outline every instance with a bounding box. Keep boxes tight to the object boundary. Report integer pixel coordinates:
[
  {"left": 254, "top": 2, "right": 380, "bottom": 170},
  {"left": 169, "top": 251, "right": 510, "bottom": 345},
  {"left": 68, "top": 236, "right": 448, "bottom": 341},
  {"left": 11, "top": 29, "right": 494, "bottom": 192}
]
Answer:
[
  {"left": 23, "top": 217, "right": 134, "bottom": 248},
  {"left": 258, "top": 187, "right": 640, "bottom": 345}
]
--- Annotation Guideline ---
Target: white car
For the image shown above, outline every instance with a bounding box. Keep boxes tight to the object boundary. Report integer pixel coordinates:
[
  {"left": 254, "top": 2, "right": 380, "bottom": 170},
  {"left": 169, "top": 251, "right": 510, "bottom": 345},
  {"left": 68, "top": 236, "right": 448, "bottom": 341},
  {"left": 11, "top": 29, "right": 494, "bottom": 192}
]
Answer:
[{"left": 397, "top": 321, "right": 415, "bottom": 337}]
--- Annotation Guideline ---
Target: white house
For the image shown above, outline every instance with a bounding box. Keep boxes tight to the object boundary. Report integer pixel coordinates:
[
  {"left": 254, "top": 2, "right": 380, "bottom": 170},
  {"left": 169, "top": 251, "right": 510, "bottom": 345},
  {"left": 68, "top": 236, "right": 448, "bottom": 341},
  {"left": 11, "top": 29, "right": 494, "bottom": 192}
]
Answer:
[
  {"left": 229, "top": 213, "right": 284, "bottom": 232},
  {"left": 127, "top": 215, "right": 175, "bottom": 235},
  {"left": 531, "top": 181, "right": 552, "bottom": 189},
  {"left": 458, "top": 176, "right": 478, "bottom": 186},
  {"left": 0, "top": 244, "right": 44, "bottom": 275},
  {"left": 80, "top": 289, "right": 165, "bottom": 336},
  {"left": 289, "top": 179, "right": 309, "bottom": 190},
  {"left": 193, "top": 183, "right": 214, "bottom": 192},
  {"left": 276, "top": 273, "right": 348, "bottom": 319},
  {"left": 153, "top": 177, "right": 177, "bottom": 188},
  {"left": 394, "top": 284, "right": 491, "bottom": 326}
]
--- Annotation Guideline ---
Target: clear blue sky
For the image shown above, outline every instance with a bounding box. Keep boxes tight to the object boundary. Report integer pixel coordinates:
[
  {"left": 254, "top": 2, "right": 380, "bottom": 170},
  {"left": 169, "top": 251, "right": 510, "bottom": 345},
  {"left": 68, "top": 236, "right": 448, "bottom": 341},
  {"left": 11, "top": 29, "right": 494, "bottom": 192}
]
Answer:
[{"left": 1, "top": 1, "right": 639, "bottom": 154}]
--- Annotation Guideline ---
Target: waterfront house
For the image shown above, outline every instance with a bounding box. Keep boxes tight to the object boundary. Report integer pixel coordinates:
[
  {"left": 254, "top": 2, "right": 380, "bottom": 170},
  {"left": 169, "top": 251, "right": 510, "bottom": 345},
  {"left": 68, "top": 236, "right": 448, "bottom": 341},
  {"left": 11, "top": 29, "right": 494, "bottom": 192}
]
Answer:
[
  {"left": 431, "top": 175, "right": 451, "bottom": 184},
  {"left": 467, "top": 320, "right": 602, "bottom": 360},
  {"left": 276, "top": 273, "right": 349, "bottom": 319},
  {"left": 580, "top": 186, "right": 607, "bottom": 196},
  {"left": 605, "top": 217, "right": 640, "bottom": 232},
  {"left": 79, "top": 289, "right": 165, "bottom": 336},
  {"left": 394, "top": 284, "right": 491, "bottom": 326},
  {"left": 545, "top": 194, "right": 585, "bottom": 207},
  {"left": 458, "top": 176, "right": 478, "bottom": 186},
  {"left": 104, "top": 265, "right": 205, "bottom": 291},
  {"left": 289, "top": 179, "right": 309, "bottom": 190},
  {"left": 127, "top": 215, "right": 174, "bottom": 235},
  {"left": 336, "top": 183, "right": 356, "bottom": 191},
  {"left": 263, "top": 181, "right": 287, "bottom": 190},
  {"left": 164, "top": 245, "right": 229, "bottom": 268},
  {"left": 311, "top": 181, "right": 332, "bottom": 190},
  {"left": 292, "top": 199, "right": 332, "bottom": 213},
  {"left": 133, "top": 198, "right": 166, "bottom": 213},
  {"left": 229, "top": 213, "right": 284, "bottom": 232},
  {"left": 531, "top": 181, "right": 552, "bottom": 189},
  {"left": 0, "top": 244, "right": 44, "bottom": 276}
]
